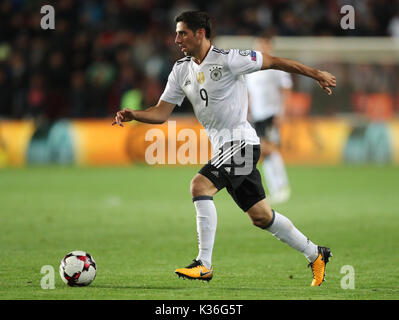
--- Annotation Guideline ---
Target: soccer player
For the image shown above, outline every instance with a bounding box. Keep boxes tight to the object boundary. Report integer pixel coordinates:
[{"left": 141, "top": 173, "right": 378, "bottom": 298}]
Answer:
[
  {"left": 112, "top": 11, "right": 336, "bottom": 286},
  {"left": 245, "top": 33, "right": 292, "bottom": 204}
]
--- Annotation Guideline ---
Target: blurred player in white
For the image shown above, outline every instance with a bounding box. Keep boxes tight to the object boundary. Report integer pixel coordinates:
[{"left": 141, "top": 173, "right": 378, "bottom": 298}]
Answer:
[
  {"left": 113, "top": 11, "right": 336, "bottom": 286},
  {"left": 246, "top": 33, "right": 292, "bottom": 204}
]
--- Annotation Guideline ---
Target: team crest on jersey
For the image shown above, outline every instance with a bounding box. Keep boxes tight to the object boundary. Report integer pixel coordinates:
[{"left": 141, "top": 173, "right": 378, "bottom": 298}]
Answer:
[
  {"left": 210, "top": 66, "right": 222, "bottom": 81},
  {"left": 197, "top": 72, "right": 205, "bottom": 84},
  {"left": 239, "top": 49, "right": 251, "bottom": 56}
]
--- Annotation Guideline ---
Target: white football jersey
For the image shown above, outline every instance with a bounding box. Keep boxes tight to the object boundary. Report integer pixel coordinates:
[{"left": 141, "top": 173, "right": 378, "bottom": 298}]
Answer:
[
  {"left": 160, "top": 45, "right": 263, "bottom": 153},
  {"left": 245, "top": 69, "right": 293, "bottom": 122}
]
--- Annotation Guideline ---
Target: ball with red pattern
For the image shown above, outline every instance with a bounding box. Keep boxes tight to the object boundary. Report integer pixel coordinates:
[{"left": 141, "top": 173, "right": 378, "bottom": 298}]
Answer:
[{"left": 59, "top": 251, "right": 97, "bottom": 286}]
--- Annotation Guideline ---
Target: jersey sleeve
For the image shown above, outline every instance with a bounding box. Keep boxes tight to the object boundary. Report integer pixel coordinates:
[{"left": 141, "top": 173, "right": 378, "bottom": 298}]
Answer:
[
  {"left": 159, "top": 65, "right": 185, "bottom": 106},
  {"left": 226, "top": 49, "right": 263, "bottom": 76},
  {"left": 280, "top": 71, "right": 293, "bottom": 89}
]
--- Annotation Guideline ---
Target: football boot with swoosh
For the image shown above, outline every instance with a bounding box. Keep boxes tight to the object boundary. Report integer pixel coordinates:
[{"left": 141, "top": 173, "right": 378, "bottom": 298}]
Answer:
[{"left": 175, "top": 260, "right": 213, "bottom": 282}]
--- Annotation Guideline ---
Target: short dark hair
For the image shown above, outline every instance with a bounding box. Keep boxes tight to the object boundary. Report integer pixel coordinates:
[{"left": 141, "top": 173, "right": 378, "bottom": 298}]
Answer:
[{"left": 175, "top": 11, "right": 211, "bottom": 39}]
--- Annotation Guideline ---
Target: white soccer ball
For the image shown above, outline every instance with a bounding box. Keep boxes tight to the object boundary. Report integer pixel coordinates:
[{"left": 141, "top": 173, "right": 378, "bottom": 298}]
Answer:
[{"left": 59, "top": 251, "right": 97, "bottom": 286}]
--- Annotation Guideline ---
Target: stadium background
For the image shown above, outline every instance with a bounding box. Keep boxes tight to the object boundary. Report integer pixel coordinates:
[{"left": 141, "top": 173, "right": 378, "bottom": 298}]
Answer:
[
  {"left": 0, "top": 0, "right": 399, "bottom": 166},
  {"left": 1, "top": 0, "right": 399, "bottom": 302}
]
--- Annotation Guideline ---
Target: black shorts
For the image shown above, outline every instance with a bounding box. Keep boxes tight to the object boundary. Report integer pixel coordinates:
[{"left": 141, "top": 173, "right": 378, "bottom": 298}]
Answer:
[
  {"left": 253, "top": 116, "right": 280, "bottom": 145},
  {"left": 199, "top": 141, "right": 266, "bottom": 212}
]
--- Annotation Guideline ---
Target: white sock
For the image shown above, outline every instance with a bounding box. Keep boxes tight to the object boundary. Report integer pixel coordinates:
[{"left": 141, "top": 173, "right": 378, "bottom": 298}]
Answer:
[
  {"left": 193, "top": 196, "right": 217, "bottom": 269},
  {"left": 263, "top": 156, "right": 279, "bottom": 195},
  {"left": 270, "top": 151, "right": 290, "bottom": 191},
  {"left": 266, "top": 210, "right": 318, "bottom": 262}
]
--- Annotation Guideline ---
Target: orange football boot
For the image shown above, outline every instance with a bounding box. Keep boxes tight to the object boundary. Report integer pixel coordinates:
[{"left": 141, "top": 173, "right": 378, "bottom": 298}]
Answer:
[
  {"left": 175, "top": 260, "right": 213, "bottom": 282},
  {"left": 309, "top": 246, "right": 332, "bottom": 286}
]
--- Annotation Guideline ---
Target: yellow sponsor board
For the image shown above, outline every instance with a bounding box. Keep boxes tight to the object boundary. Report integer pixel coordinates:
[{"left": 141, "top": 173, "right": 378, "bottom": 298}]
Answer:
[
  {"left": 70, "top": 119, "right": 132, "bottom": 166},
  {"left": 124, "top": 118, "right": 212, "bottom": 165},
  {"left": 280, "top": 117, "right": 352, "bottom": 165},
  {"left": 0, "top": 120, "right": 35, "bottom": 167},
  {"left": 387, "top": 120, "right": 399, "bottom": 163},
  {"left": 1, "top": 118, "right": 398, "bottom": 166}
]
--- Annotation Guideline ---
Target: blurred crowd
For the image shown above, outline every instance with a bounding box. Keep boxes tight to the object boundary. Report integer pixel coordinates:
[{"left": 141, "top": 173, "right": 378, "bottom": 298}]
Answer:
[{"left": 0, "top": 0, "right": 399, "bottom": 119}]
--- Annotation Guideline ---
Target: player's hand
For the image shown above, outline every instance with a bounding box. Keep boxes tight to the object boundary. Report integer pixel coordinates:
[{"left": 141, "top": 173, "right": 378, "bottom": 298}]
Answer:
[
  {"left": 317, "top": 71, "right": 336, "bottom": 95},
  {"left": 112, "top": 108, "right": 135, "bottom": 127}
]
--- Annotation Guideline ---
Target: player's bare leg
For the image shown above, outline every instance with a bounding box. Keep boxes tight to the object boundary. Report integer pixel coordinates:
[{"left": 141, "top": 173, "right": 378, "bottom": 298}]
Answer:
[
  {"left": 190, "top": 173, "right": 218, "bottom": 198},
  {"left": 260, "top": 138, "right": 291, "bottom": 204},
  {"left": 245, "top": 197, "right": 274, "bottom": 228},
  {"left": 175, "top": 174, "right": 218, "bottom": 281},
  {"left": 246, "top": 199, "right": 331, "bottom": 286}
]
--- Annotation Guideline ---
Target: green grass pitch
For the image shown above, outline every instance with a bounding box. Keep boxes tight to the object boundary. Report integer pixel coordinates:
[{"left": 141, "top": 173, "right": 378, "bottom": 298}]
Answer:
[{"left": 0, "top": 164, "right": 398, "bottom": 300}]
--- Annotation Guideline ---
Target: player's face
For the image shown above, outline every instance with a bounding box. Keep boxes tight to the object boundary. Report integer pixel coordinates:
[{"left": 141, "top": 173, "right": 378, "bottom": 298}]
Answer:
[{"left": 175, "top": 22, "right": 202, "bottom": 56}]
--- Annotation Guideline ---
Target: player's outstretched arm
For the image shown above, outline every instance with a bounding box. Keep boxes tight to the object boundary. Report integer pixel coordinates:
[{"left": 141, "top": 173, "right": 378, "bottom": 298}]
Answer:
[
  {"left": 112, "top": 100, "right": 176, "bottom": 127},
  {"left": 261, "top": 53, "right": 336, "bottom": 95}
]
